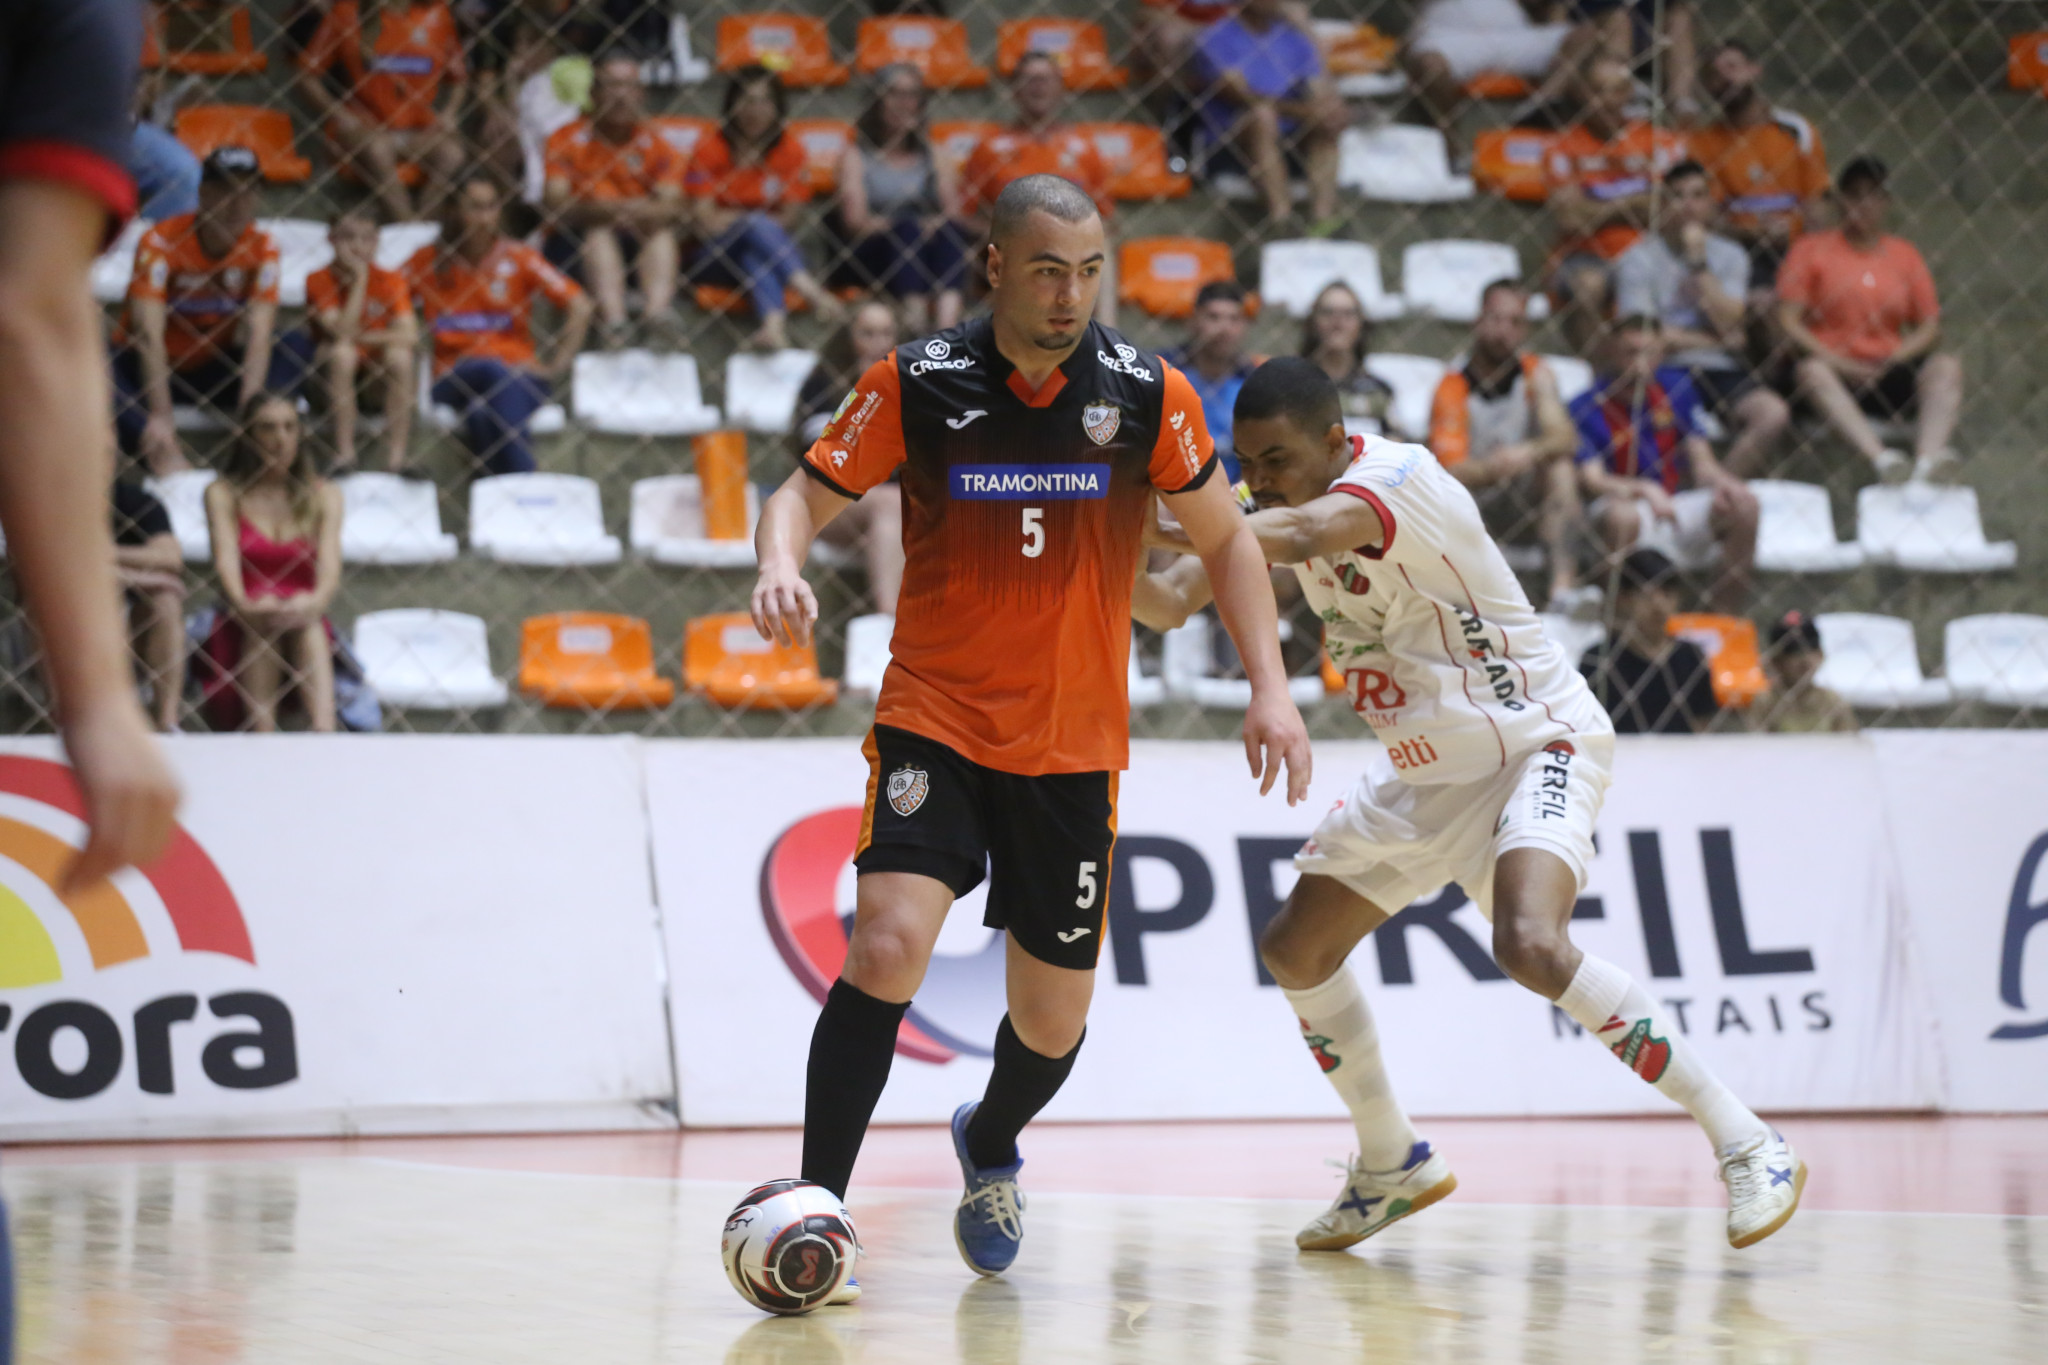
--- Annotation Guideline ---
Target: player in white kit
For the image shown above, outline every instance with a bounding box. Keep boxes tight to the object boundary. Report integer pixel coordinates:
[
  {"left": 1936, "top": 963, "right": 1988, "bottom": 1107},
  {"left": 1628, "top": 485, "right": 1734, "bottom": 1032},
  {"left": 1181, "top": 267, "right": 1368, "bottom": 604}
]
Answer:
[{"left": 1137, "top": 358, "right": 1805, "bottom": 1251}]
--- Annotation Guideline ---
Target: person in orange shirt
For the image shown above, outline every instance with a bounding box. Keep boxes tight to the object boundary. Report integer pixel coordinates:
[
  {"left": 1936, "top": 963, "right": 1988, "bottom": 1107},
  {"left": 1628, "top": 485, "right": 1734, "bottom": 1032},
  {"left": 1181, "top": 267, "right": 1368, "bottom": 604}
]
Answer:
[
  {"left": 958, "top": 52, "right": 1118, "bottom": 324},
  {"left": 686, "top": 66, "right": 843, "bottom": 352},
  {"left": 404, "top": 176, "right": 592, "bottom": 474},
  {"left": 1691, "top": 39, "right": 1829, "bottom": 299},
  {"left": 542, "top": 54, "right": 684, "bottom": 346},
  {"left": 1777, "top": 157, "right": 1962, "bottom": 486},
  {"left": 1544, "top": 56, "right": 1688, "bottom": 351},
  {"left": 297, "top": 0, "right": 467, "bottom": 222},
  {"left": 114, "top": 147, "right": 304, "bottom": 476},
  {"left": 303, "top": 208, "right": 418, "bottom": 473}
]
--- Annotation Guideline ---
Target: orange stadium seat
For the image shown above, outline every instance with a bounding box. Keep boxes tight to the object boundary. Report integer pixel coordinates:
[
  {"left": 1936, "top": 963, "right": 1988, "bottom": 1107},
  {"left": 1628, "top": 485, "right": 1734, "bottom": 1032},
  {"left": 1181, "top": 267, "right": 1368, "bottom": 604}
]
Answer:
[
  {"left": 2010, "top": 33, "right": 2048, "bottom": 90},
  {"left": 685, "top": 613, "right": 840, "bottom": 711},
  {"left": 649, "top": 115, "right": 715, "bottom": 164},
  {"left": 788, "top": 119, "right": 855, "bottom": 195},
  {"left": 143, "top": 2, "right": 266, "bottom": 76},
  {"left": 856, "top": 17, "right": 989, "bottom": 89},
  {"left": 1464, "top": 71, "right": 1534, "bottom": 100},
  {"left": 1473, "top": 128, "right": 1556, "bottom": 202},
  {"left": 1668, "top": 613, "right": 1770, "bottom": 709},
  {"left": 1078, "top": 123, "right": 1191, "bottom": 200},
  {"left": 174, "top": 105, "right": 311, "bottom": 184},
  {"left": 716, "top": 15, "right": 849, "bottom": 87},
  {"left": 1319, "top": 22, "right": 1398, "bottom": 77},
  {"left": 1119, "top": 237, "right": 1238, "bottom": 319},
  {"left": 518, "top": 613, "right": 675, "bottom": 711},
  {"left": 930, "top": 120, "right": 1000, "bottom": 177},
  {"left": 996, "top": 19, "right": 1126, "bottom": 91}
]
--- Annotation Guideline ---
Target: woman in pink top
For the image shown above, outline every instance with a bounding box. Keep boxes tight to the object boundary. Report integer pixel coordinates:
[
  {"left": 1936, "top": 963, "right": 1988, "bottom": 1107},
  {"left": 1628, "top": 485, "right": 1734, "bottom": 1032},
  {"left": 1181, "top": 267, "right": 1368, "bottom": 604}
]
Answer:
[{"left": 203, "top": 392, "right": 345, "bottom": 731}]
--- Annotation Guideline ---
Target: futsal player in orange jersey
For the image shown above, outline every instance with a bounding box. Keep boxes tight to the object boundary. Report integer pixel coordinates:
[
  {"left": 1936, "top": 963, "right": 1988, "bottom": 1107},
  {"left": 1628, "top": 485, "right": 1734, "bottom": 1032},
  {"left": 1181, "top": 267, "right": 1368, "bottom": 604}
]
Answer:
[{"left": 750, "top": 173, "right": 1311, "bottom": 1291}]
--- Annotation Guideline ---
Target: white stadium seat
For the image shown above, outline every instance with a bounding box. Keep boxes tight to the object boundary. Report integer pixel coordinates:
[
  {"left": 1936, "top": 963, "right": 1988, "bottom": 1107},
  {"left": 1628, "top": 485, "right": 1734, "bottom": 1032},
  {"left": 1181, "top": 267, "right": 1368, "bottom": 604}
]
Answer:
[
  {"left": 1813, "top": 612, "right": 1952, "bottom": 709},
  {"left": 468, "top": 472, "right": 622, "bottom": 565},
  {"left": 338, "top": 472, "right": 459, "bottom": 565},
  {"left": 1399, "top": 240, "right": 1540, "bottom": 323},
  {"left": 1128, "top": 630, "right": 1166, "bottom": 707},
  {"left": 570, "top": 350, "right": 721, "bottom": 436},
  {"left": 256, "top": 217, "right": 332, "bottom": 308},
  {"left": 1258, "top": 239, "right": 1404, "bottom": 320},
  {"left": 1856, "top": 485, "right": 2017, "bottom": 573},
  {"left": 142, "top": 469, "right": 219, "bottom": 563},
  {"left": 723, "top": 349, "right": 820, "bottom": 434},
  {"left": 1364, "top": 354, "right": 1448, "bottom": 444},
  {"left": 1944, "top": 614, "right": 2048, "bottom": 708},
  {"left": 628, "top": 475, "right": 759, "bottom": 568},
  {"left": 354, "top": 609, "right": 509, "bottom": 710},
  {"left": 1335, "top": 124, "right": 1474, "bottom": 203},
  {"left": 1540, "top": 614, "right": 1606, "bottom": 669},
  {"left": 92, "top": 218, "right": 147, "bottom": 303},
  {"left": 1749, "top": 479, "right": 1864, "bottom": 573},
  {"left": 842, "top": 612, "right": 894, "bottom": 698},
  {"left": 1542, "top": 354, "right": 1595, "bottom": 403},
  {"left": 1161, "top": 615, "right": 1325, "bottom": 709},
  {"left": 375, "top": 221, "right": 441, "bottom": 270}
]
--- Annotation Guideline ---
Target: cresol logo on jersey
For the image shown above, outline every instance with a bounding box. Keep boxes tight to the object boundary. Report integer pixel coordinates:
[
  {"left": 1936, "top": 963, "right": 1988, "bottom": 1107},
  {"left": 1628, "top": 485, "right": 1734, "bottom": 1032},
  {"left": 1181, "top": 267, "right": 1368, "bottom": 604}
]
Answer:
[
  {"left": 0, "top": 756, "right": 297, "bottom": 1102},
  {"left": 950, "top": 465, "right": 1111, "bottom": 500},
  {"left": 761, "top": 805, "right": 1829, "bottom": 1064}
]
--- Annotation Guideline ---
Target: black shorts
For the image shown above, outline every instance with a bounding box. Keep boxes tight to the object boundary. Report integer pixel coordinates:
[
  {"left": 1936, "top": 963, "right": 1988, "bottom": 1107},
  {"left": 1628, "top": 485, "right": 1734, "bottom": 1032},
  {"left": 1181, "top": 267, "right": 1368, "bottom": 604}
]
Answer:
[
  {"left": 0, "top": 0, "right": 143, "bottom": 236},
  {"left": 854, "top": 724, "right": 1118, "bottom": 971},
  {"left": 1856, "top": 358, "right": 1923, "bottom": 419},
  {"left": 1683, "top": 364, "right": 1760, "bottom": 420},
  {"left": 1746, "top": 241, "right": 1789, "bottom": 290}
]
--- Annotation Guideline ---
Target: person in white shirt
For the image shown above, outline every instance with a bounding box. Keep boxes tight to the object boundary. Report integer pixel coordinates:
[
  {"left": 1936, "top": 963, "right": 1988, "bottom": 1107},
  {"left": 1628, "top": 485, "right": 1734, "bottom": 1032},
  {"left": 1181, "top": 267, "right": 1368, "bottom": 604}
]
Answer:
[{"left": 1136, "top": 356, "right": 1804, "bottom": 1255}]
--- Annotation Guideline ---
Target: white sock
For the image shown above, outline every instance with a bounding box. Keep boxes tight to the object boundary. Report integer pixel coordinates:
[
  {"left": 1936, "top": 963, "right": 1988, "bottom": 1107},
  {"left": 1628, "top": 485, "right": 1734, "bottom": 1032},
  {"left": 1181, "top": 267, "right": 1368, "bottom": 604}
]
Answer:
[
  {"left": 1557, "top": 954, "right": 1768, "bottom": 1152},
  {"left": 1282, "top": 967, "right": 1420, "bottom": 1171}
]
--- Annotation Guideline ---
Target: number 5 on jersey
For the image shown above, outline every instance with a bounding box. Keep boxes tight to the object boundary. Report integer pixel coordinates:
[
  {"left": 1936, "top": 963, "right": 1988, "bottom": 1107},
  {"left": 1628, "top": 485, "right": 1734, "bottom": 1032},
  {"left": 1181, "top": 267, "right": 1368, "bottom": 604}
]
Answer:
[{"left": 1022, "top": 507, "right": 1044, "bottom": 558}]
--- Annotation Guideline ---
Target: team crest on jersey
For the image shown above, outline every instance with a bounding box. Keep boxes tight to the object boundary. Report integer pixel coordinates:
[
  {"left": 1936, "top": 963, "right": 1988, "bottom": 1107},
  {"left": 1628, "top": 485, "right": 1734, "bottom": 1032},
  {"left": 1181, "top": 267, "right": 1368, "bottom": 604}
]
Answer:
[
  {"left": 886, "top": 766, "right": 930, "bottom": 816},
  {"left": 1083, "top": 403, "right": 1121, "bottom": 445}
]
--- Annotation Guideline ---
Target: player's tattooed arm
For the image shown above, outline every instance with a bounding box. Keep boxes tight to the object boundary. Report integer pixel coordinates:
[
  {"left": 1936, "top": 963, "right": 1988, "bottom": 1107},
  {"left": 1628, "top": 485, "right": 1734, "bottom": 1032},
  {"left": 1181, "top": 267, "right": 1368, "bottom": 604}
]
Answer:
[{"left": 751, "top": 470, "right": 857, "bottom": 646}]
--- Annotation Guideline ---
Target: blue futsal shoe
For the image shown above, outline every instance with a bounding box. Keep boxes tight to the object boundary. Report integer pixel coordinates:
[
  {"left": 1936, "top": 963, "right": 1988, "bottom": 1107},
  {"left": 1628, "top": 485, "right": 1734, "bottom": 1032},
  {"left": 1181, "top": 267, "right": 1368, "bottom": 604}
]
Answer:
[{"left": 950, "top": 1102, "right": 1025, "bottom": 1276}]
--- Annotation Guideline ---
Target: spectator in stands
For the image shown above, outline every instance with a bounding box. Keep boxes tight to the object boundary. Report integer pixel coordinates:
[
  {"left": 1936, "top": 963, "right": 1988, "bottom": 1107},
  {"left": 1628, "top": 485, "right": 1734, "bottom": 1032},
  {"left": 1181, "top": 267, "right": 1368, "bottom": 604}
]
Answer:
[
  {"left": 831, "top": 65, "right": 971, "bottom": 333},
  {"left": 1571, "top": 314, "right": 1757, "bottom": 612},
  {"left": 1545, "top": 55, "right": 1688, "bottom": 352},
  {"left": 543, "top": 54, "right": 685, "bottom": 348},
  {"left": 304, "top": 208, "right": 419, "bottom": 474},
  {"left": 959, "top": 51, "right": 1117, "bottom": 324},
  {"left": 789, "top": 300, "right": 906, "bottom": 616},
  {"left": 1754, "top": 609, "right": 1856, "bottom": 734},
  {"left": 1300, "top": 281, "right": 1399, "bottom": 438},
  {"left": 687, "top": 65, "right": 844, "bottom": 352},
  {"left": 1575, "top": 1, "right": 1698, "bottom": 119},
  {"left": 113, "top": 481, "right": 185, "bottom": 733},
  {"left": 1691, "top": 39, "right": 1828, "bottom": 302},
  {"left": 1778, "top": 157, "right": 1962, "bottom": 486},
  {"left": 1429, "top": 280, "right": 1585, "bottom": 607},
  {"left": 1615, "top": 160, "right": 1790, "bottom": 476},
  {"left": 1162, "top": 281, "right": 1262, "bottom": 478},
  {"left": 1402, "top": 1, "right": 1594, "bottom": 143},
  {"left": 405, "top": 175, "right": 594, "bottom": 474},
  {"left": 298, "top": 0, "right": 469, "bottom": 223},
  {"left": 201, "top": 393, "right": 344, "bottom": 733},
  {"left": 1189, "top": 0, "right": 1347, "bottom": 232},
  {"left": 114, "top": 148, "right": 305, "bottom": 477},
  {"left": 1578, "top": 546, "right": 1719, "bottom": 734}
]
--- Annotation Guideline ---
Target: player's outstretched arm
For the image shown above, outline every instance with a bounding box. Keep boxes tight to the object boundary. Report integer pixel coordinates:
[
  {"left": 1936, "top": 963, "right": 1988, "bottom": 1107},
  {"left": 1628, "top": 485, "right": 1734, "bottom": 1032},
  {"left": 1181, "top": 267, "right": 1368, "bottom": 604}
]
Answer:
[
  {"left": 751, "top": 470, "right": 856, "bottom": 647},
  {"left": 1131, "top": 554, "right": 1214, "bottom": 632},
  {"left": 1148, "top": 491, "right": 1385, "bottom": 568},
  {"left": 1163, "top": 476, "right": 1312, "bottom": 804}
]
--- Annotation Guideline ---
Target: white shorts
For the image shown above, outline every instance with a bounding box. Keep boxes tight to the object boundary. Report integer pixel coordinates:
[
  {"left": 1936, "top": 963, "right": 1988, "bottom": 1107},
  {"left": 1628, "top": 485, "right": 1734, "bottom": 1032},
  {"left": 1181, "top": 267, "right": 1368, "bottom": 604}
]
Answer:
[
  {"left": 1409, "top": 22, "right": 1573, "bottom": 82},
  {"left": 1593, "top": 486, "right": 1720, "bottom": 572},
  {"left": 1294, "top": 734, "right": 1614, "bottom": 921}
]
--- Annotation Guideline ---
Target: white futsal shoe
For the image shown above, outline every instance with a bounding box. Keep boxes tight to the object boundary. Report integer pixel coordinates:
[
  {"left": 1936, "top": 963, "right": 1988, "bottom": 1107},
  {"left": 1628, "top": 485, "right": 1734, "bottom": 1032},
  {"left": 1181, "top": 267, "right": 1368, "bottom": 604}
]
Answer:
[
  {"left": 825, "top": 1276, "right": 861, "bottom": 1306},
  {"left": 1719, "top": 1128, "right": 1807, "bottom": 1249},
  {"left": 1296, "top": 1141, "right": 1459, "bottom": 1252}
]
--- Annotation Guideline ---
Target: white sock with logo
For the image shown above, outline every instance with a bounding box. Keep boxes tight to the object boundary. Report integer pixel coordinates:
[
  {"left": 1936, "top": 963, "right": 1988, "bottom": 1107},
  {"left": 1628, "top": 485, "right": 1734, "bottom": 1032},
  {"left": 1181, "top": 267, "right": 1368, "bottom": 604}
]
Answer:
[
  {"left": 1281, "top": 967, "right": 1420, "bottom": 1171},
  {"left": 1556, "top": 954, "right": 1767, "bottom": 1152}
]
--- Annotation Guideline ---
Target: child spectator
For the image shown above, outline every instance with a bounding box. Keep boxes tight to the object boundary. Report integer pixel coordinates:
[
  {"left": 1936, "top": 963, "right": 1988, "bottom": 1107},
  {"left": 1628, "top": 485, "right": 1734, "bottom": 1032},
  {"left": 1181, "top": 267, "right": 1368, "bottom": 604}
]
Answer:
[
  {"left": 688, "top": 66, "right": 845, "bottom": 352},
  {"left": 1161, "top": 281, "right": 1262, "bottom": 478},
  {"left": 1190, "top": 0, "right": 1348, "bottom": 232},
  {"left": 1571, "top": 314, "right": 1757, "bottom": 613},
  {"left": 114, "top": 148, "right": 304, "bottom": 477},
  {"left": 201, "top": 394, "right": 344, "bottom": 733},
  {"left": 1777, "top": 156, "right": 1963, "bottom": 486},
  {"left": 542, "top": 53, "right": 685, "bottom": 347},
  {"left": 1690, "top": 39, "right": 1828, "bottom": 298},
  {"left": 405, "top": 175, "right": 593, "bottom": 474},
  {"left": 304, "top": 208, "right": 419, "bottom": 473},
  {"left": 298, "top": 0, "right": 469, "bottom": 222},
  {"left": 830, "top": 65, "right": 971, "bottom": 332},
  {"left": 1755, "top": 610, "right": 1856, "bottom": 734},
  {"left": 789, "top": 300, "right": 907, "bottom": 616},
  {"left": 112, "top": 481, "right": 185, "bottom": 733},
  {"left": 1301, "top": 281, "right": 1399, "bottom": 438},
  {"left": 1578, "top": 547, "right": 1719, "bottom": 734}
]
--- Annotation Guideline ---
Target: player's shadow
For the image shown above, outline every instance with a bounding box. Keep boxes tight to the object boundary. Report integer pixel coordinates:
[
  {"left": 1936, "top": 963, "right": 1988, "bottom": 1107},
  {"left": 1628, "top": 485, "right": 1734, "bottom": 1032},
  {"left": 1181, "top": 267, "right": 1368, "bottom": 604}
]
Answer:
[
  {"left": 954, "top": 1276, "right": 1023, "bottom": 1365},
  {"left": 722, "top": 1312, "right": 853, "bottom": 1365}
]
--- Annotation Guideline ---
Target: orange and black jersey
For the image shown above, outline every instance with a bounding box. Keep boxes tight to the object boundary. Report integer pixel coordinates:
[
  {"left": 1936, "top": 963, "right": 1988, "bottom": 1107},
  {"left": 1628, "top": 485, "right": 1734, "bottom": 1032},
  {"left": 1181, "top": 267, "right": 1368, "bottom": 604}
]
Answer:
[{"left": 803, "top": 317, "right": 1216, "bottom": 776}]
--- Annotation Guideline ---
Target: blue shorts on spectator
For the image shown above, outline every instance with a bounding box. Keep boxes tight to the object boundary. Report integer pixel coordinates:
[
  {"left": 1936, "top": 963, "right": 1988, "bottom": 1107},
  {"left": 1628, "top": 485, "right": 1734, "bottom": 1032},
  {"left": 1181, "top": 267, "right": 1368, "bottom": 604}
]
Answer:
[
  {"left": 111, "top": 335, "right": 313, "bottom": 453},
  {"left": 430, "top": 359, "right": 550, "bottom": 475}
]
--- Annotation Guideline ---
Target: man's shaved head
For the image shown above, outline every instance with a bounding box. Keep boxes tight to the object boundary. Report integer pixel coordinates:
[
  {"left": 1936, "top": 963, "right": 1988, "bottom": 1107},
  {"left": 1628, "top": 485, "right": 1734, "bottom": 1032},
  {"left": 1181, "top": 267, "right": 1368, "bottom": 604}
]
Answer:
[{"left": 989, "top": 173, "right": 1099, "bottom": 249}]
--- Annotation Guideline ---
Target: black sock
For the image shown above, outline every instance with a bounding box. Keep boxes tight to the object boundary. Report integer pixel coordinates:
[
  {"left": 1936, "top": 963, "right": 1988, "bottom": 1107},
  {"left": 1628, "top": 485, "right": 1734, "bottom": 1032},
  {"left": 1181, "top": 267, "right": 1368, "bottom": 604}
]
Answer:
[
  {"left": 964, "top": 1015, "right": 1084, "bottom": 1170},
  {"left": 799, "top": 978, "right": 910, "bottom": 1201}
]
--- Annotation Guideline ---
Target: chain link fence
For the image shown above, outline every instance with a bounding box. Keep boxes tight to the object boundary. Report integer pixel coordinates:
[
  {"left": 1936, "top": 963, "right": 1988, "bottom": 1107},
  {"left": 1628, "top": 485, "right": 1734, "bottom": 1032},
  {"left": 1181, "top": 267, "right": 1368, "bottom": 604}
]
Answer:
[{"left": 28, "top": 0, "right": 2047, "bottom": 739}]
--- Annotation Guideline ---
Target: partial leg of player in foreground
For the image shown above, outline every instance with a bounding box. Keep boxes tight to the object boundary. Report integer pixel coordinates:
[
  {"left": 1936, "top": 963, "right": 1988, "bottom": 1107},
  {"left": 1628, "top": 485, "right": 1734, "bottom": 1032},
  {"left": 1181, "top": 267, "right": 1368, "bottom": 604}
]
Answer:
[{"left": 1139, "top": 357, "right": 1803, "bottom": 1253}]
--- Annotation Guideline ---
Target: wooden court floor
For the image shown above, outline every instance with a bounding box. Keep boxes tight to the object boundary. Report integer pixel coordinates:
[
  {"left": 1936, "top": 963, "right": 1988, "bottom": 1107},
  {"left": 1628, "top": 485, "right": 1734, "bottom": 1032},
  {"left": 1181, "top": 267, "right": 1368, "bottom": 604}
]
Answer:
[{"left": 6, "top": 1115, "right": 2044, "bottom": 1363}]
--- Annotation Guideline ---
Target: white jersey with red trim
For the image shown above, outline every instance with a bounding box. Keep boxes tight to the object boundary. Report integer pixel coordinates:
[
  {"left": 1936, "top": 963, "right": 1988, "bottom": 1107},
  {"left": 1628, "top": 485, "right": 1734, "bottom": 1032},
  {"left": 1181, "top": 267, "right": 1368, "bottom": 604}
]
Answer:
[{"left": 1297, "top": 434, "right": 1612, "bottom": 786}]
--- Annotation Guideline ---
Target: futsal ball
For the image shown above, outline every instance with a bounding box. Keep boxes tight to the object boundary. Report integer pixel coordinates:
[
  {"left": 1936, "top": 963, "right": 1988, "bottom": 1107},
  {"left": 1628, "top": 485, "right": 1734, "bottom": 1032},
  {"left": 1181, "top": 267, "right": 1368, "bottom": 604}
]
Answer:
[{"left": 721, "top": 1178, "right": 859, "bottom": 1315}]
